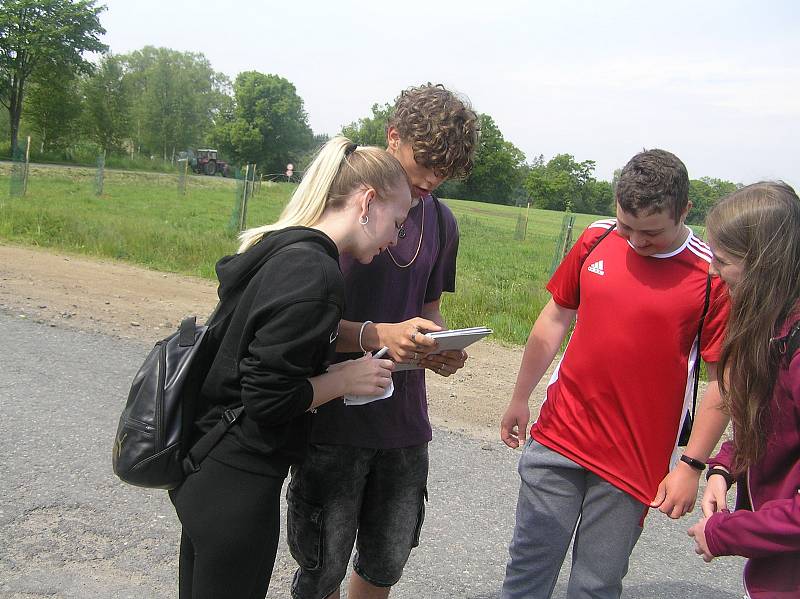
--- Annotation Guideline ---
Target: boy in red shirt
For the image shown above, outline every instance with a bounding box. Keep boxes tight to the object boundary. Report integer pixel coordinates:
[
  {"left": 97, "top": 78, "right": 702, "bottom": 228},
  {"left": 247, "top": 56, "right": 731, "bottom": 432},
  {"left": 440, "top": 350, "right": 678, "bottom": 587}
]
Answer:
[{"left": 499, "top": 149, "right": 731, "bottom": 599}]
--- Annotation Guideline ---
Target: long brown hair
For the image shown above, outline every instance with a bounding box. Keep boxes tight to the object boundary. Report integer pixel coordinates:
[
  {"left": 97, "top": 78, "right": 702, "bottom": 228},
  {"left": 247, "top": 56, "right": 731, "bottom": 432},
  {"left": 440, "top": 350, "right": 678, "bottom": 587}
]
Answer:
[{"left": 706, "top": 181, "right": 800, "bottom": 474}]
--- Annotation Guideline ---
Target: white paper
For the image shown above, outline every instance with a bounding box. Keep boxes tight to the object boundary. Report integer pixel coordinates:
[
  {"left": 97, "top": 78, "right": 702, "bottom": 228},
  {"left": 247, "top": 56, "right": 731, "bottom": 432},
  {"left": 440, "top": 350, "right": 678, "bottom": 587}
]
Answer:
[{"left": 344, "top": 378, "right": 395, "bottom": 406}]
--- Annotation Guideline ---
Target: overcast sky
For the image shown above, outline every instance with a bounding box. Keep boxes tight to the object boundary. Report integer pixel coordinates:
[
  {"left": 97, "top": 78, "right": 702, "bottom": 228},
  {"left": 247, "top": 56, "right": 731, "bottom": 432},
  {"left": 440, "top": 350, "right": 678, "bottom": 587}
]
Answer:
[{"left": 99, "top": 0, "right": 799, "bottom": 187}]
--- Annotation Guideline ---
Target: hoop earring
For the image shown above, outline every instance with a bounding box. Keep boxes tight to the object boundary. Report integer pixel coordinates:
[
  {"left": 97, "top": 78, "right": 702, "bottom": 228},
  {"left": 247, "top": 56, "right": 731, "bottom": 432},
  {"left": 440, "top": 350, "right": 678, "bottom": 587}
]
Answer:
[{"left": 359, "top": 215, "right": 369, "bottom": 225}]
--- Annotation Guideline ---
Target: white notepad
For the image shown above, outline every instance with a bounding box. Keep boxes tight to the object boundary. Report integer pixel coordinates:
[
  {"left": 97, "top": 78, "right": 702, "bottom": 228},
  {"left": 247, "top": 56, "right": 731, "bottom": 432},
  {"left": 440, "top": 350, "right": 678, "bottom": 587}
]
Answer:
[{"left": 393, "top": 327, "right": 493, "bottom": 371}]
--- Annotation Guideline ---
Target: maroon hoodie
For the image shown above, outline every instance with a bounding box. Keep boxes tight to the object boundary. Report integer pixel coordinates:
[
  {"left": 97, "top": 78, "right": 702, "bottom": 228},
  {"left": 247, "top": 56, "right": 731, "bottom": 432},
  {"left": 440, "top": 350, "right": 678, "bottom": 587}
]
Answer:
[{"left": 705, "top": 311, "right": 800, "bottom": 599}]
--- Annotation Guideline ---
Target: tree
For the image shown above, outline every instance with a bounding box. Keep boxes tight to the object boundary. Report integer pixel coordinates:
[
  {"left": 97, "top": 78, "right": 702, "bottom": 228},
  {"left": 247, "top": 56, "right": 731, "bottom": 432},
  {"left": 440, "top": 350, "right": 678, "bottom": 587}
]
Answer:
[
  {"left": 25, "top": 71, "right": 82, "bottom": 152},
  {"left": 214, "top": 71, "right": 314, "bottom": 173},
  {"left": 583, "top": 179, "right": 615, "bottom": 215},
  {"left": 524, "top": 153, "right": 604, "bottom": 213},
  {"left": 123, "top": 46, "right": 229, "bottom": 160},
  {"left": 341, "top": 103, "right": 392, "bottom": 146},
  {"left": 442, "top": 114, "right": 526, "bottom": 204},
  {"left": 0, "top": 0, "right": 106, "bottom": 155},
  {"left": 688, "top": 177, "right": 739, "bottom": 224},
  {"left": 82, "top": 54, "right": 131, "bottom": 154}
]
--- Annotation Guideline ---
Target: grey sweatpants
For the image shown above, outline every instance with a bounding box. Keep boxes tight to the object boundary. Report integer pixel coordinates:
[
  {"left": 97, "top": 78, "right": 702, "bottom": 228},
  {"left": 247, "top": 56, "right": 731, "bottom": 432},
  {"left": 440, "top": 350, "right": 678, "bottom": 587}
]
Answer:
[{"left": 501, "top": 440, "right": 646, "bottom": 599}]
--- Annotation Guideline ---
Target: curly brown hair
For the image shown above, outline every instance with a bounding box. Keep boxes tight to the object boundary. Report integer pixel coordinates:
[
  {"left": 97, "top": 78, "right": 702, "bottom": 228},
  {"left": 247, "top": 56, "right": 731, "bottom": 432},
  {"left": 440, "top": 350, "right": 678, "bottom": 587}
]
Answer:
[
  {"left": 615, "top": 149, "right": 689, "bottom": 223},
  {"left": 388, "top": 83, "right": 479, "bottom": 180}
]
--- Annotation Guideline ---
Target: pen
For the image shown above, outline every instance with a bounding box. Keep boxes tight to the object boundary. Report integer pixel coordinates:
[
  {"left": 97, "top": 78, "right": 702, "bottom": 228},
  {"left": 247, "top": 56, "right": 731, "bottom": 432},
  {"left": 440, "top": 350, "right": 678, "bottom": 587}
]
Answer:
[{"left": 372, "top": 346, "right": 389, "bottom": 359}]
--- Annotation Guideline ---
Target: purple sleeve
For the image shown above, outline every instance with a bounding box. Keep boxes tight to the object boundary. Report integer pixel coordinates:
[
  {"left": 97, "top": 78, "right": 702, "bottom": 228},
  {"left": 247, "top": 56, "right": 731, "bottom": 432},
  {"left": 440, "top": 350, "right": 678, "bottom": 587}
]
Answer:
[
  {"left": 424, "top": 201, "right": 459, "bottom": 303},
  {"left": 707, "top": 441, "right": 735, "bottom": 470},
  {"left": 705, "top": 493, "right": 800, "bottom": 558}
]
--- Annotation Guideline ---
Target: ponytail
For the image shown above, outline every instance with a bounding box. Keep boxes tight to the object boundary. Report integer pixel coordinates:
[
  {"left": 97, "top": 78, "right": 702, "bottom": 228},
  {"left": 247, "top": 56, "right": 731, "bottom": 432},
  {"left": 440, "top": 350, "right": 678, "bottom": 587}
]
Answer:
[{"left": 238, "top": 136, "right": 408, "bottom": 253}]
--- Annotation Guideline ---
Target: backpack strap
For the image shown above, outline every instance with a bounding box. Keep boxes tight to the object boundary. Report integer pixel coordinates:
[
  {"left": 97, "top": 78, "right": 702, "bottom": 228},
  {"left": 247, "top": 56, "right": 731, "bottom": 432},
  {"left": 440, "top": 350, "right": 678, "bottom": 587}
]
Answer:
[
  {"left": 580, "top": 223, "right": 617, "bottom": 267},
  {"left": 431, "top": 193, "right": 447, "bottom": 255},
  {"left": 178, "top": 316, "right": 199, "bottom": 346},
  {"left": 676, "top": 271, "right": 713, "bottom": 446},
  {"left": 690, "top": 274, "right": 713, "bottom": 415},
  {"left": 182, "top": 406, "right": 245, "bottom": 475},
  {"left": 575, "top": 223, "right": 617, "bottom": 300},
  {"left": 788, "top": 322, "right": 800, "bottom": 359},
  {"left": 772, "top": 320, "right": 800, "bottom": 363}
]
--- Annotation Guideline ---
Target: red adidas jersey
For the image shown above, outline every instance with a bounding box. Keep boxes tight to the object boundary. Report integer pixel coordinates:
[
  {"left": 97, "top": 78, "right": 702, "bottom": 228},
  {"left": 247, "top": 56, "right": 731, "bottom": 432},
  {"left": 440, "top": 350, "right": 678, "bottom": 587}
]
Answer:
[{"left": 532, "top": 219, "right": 730, "bottom": 505}]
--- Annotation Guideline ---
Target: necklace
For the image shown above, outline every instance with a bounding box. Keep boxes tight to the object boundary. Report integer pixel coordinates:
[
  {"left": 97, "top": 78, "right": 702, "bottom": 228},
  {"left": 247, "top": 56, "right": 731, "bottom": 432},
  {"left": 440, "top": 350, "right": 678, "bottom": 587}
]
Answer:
[{"left": 387, "top": 198, "right": 424, "bottom": 268}]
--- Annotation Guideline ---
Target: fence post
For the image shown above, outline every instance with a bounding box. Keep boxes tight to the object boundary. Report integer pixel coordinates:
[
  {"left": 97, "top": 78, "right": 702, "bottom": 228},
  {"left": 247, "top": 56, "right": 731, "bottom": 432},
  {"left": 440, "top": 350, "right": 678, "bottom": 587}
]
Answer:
[
  {"left": 563, "top": 214, "right": 575, "bottom": 260},
  {"left": 177, "top": 158, "right": 188, "bottom": 197},
  {"left": 94, "top": 151, "right": 106, "bottom": 196},
  {"left": 550, "top": 211, "right": 576, "bottom": 275},
  {"left": 240, "top": 163, "right": 251, "bottom": 231},
  {"left": 22, "top": 136, "right": 31, "bottom": 195},
  {"left": 9, "top": 143, "right": 26, "bottom": 197}
]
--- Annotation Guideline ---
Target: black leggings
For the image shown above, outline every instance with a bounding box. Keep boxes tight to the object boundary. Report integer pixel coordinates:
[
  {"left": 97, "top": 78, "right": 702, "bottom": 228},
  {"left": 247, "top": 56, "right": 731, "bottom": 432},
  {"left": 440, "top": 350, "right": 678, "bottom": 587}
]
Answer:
[{"left": 169, "top": 457, "right": 285, "bottom": 599}]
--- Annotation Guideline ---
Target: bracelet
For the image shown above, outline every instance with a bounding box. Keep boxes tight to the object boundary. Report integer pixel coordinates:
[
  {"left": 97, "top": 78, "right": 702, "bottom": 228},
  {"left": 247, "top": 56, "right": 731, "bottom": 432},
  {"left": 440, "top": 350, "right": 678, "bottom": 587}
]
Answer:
[
  {"left": 679, "top": 454, "right": 707, "bottom": 471},
  {"left": 706, "top": 467, "right": 735, "bottom": 490},
  {"left": 358, "top": 320, "right": 373, "bottom": 355}
]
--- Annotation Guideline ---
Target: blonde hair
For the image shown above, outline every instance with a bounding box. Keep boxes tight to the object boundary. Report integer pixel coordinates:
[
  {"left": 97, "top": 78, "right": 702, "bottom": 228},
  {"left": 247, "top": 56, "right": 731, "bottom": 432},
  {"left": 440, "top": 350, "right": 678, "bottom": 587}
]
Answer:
[{"left": 238, "top": 136, "right": 409, "bottom": 253}]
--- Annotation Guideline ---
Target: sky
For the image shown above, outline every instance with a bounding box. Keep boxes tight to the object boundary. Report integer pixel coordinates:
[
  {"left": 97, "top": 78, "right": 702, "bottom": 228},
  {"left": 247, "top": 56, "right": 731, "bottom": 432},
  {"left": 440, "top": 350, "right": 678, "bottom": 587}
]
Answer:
[{"left": 98, "top": 0, "right": 799, "bottom": 187}]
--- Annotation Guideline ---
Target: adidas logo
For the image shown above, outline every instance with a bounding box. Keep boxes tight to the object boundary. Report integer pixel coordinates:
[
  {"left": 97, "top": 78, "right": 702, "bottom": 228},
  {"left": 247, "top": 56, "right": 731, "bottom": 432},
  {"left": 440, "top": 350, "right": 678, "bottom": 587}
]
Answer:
[{"left": 587, "top": 260, "right": 605, "bottom": 276}]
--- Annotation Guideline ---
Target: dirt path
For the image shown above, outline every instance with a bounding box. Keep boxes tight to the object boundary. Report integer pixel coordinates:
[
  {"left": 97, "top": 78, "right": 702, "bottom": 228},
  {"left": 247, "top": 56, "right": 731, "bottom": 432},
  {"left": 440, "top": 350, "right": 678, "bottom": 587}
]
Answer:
[{"left": 0, "top": 244, "right": 553, "bottom": 441}]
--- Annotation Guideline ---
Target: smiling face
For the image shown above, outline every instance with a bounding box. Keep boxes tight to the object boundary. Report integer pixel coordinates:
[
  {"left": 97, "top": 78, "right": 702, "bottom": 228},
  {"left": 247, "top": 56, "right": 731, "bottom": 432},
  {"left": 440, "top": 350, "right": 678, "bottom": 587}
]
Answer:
[
  {"left": 708, "top": 238, "right": 745, "bottom": 287},
  {"left": 387, "top": 127, "right": 446, "bottom": 202},
  {"left": 615, "top": 203, "right": 691, "bottom": 256},
  {"left": 353, "top": 183, "right": 413, "bottom": 264}
]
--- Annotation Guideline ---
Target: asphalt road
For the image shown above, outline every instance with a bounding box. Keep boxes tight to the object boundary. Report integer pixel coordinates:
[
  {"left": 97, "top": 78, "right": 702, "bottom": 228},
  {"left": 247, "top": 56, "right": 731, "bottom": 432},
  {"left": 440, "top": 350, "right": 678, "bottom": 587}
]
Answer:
[{"left": 0, "top": 312, "right": 746, "bottom": 598}]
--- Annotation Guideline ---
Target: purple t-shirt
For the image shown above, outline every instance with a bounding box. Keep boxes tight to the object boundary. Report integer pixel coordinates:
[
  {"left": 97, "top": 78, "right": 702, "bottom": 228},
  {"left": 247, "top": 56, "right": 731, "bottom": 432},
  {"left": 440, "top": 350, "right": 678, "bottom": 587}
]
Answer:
[{"left": 309, "top": 194, "right": 459, "bottom": 448}]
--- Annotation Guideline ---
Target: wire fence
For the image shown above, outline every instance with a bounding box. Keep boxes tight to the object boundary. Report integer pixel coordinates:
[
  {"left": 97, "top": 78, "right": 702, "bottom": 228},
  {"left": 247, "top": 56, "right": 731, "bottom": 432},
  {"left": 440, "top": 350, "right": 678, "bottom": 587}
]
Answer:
[
  {"left": 95, "top": 152, "right": 106, "bottom": 196},
  {"left": 9, "top": 137, "right": 30, "bottom": 197},
  {"left": 550, "top": 212, "right": 576, "bottom": 275},
  {"left": 230, "top": 163, "right": 260, "bottom": 233}
]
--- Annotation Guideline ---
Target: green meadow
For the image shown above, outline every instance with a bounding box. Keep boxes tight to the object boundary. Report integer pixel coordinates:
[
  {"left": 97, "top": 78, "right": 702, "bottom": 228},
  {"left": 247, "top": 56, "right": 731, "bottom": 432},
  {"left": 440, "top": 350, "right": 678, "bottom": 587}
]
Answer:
[{"left": 0, "top": 165, "right": 600, "bottom": 345}]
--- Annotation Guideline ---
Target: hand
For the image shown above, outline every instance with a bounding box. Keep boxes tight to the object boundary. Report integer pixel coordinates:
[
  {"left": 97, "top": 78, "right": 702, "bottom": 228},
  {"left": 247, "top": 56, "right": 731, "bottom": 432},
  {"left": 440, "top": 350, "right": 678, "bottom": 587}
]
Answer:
[
  {"left": 687, "top": 517, "right": 715, "bottom": 562},
  {"left": 701, "top": 473, "right": 729, "bottom": 518},
  {"left": 500, "top": 400, "right": 531, "bottom": 449},
  {"left": 419, "top": 349, "right": 467, "bottom": 377},
  {"left": 336, "top": 354, "right": 394, "bottom": 397},
  {"left": 649, "top": 461, "right": 701, "bottom": 519},
  {"left": 375, "top": 318, "right": 441, "bottom": 362}
]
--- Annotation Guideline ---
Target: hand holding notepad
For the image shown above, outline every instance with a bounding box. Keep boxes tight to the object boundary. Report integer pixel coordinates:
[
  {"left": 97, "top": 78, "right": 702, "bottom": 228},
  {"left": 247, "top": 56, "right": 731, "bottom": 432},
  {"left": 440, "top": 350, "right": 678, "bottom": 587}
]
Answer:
[
  {"left": 342, "top": 327, "right": 492, "bottom": 404},
  {"left": 394, "top": 326, "right": 492, "bottom": 371}
]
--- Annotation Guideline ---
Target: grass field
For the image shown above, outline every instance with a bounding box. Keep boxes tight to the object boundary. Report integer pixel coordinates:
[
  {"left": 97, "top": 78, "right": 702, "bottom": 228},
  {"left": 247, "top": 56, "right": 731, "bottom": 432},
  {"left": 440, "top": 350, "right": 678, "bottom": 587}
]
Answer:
[{"left": 0, "top": 164, "right": 601, "bottom": 345}]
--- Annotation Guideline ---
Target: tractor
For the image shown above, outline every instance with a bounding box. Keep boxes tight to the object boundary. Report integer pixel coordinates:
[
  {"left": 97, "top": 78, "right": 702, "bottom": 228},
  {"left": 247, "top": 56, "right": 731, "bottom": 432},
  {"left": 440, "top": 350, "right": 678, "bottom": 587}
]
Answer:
[{"left": 189, "top": 148, "right": 231, "bottom": 177}]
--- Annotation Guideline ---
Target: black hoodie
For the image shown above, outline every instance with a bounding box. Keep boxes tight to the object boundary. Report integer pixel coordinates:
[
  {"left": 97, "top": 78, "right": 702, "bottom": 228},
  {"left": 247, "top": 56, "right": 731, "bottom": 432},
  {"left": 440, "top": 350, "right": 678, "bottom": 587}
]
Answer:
[{"left": 196, "top": 227, "right": 343, "bottom": 476}]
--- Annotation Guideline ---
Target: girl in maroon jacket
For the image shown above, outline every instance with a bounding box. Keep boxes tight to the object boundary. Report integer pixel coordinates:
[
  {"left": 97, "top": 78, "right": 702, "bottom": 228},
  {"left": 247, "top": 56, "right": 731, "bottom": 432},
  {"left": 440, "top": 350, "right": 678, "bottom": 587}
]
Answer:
[{"left": 688, "top": 181, "right": 800, "bottom": 599}]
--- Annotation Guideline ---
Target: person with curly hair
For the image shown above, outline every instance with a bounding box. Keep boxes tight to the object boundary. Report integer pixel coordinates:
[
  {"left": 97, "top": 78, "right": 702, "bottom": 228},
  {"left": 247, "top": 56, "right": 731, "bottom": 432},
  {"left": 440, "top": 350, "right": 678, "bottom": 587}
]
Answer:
[{"left": 286, "top": 84, "right": 479, "bottom": 599}]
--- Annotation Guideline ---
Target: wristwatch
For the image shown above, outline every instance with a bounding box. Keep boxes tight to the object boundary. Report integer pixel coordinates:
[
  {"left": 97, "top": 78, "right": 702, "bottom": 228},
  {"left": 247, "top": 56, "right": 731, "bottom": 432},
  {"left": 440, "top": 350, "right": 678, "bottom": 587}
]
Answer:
[{"left": 679, "top": 454, "right": 706, "bottom": 471}]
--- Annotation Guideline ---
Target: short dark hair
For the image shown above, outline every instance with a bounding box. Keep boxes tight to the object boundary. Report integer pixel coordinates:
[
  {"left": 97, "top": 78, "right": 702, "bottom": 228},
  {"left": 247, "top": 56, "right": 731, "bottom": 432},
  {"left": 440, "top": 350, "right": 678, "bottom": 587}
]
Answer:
[
  {"left": 615, "top": 149, "right": 689, "bottom": 223},
  {"left": 388, "top": 83, "right": 479, "bottom": 180}
]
